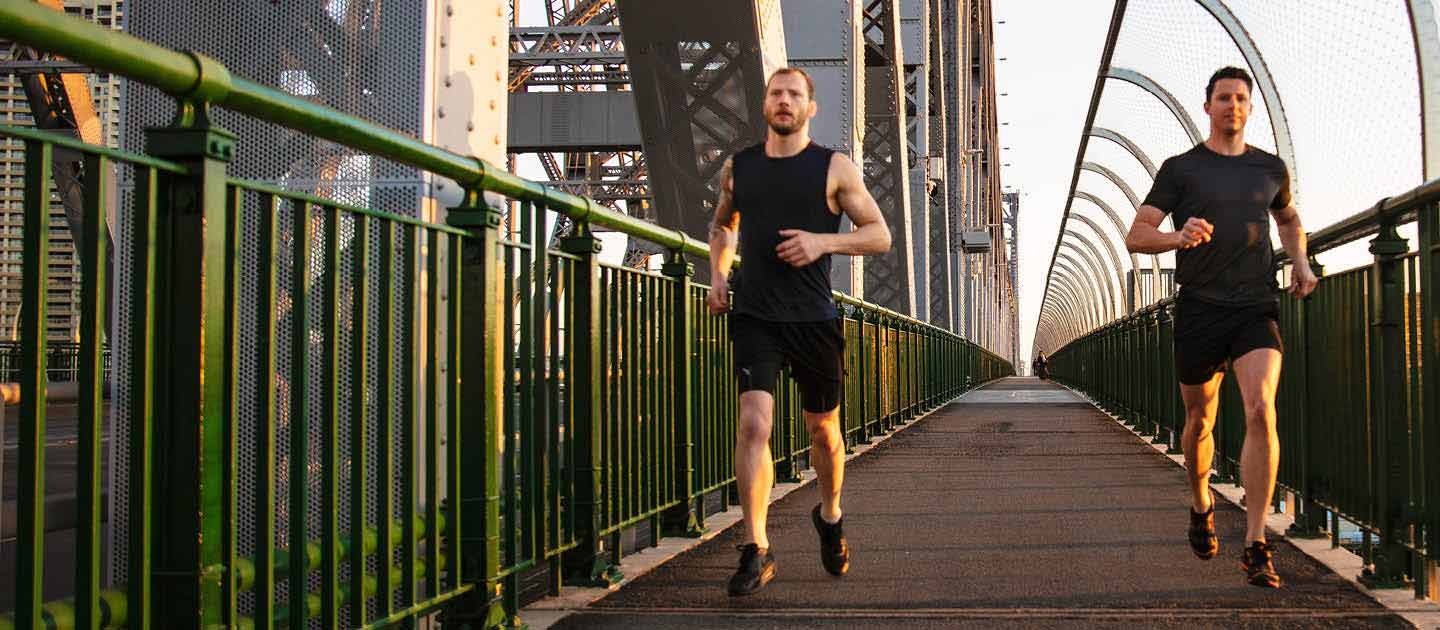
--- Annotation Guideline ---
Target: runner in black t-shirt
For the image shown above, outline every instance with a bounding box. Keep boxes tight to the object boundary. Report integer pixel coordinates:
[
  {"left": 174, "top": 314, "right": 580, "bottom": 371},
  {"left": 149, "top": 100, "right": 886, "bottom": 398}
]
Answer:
[
  {"left": 1126, "top": 67, "right": 1317, "bottom": 588},
  {"left": 706, "top": 67, "right": 892, "bottom": 596}
]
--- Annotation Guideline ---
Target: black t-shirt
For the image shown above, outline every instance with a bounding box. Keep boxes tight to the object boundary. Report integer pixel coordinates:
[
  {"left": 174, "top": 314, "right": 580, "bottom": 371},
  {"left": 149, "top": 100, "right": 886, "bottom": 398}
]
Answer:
[{"left": 1141, "top": 143, "right": 1292, "bottom": 306}]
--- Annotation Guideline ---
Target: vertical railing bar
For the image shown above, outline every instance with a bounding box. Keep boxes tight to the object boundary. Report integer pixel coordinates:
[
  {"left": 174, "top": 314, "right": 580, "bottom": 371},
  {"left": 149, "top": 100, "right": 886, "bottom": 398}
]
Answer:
[
  {"left": 349, "top": 213, "right": 370, "bottom": 624},
  {"left": 288, "top": 199, "right": 313, "bottom": 630},
  {"left": 76, "top": 152, "right": 109, "bottom": 630},
  {"left": 426, "top": 228, "right": 442, "bottom": 598},
  {"left": 527, "top": 202, "right": 549, "bottom": 578},
  {"left": 517, "top": 203, "right": 535, "bottom": 568},
  {"left": 446, "top": 232, "right": 463, "bottom": 592},
  {"left": 254, "top": 192, "right": 279, "bottom": 629},
  {"left": 322, "top": 205, "right": 342, "bottom": 630},
  {"left": 221, "top": 183, "right": 242, "bottom": 626},
  {"left": 16, "top": 139, "right": 51, "bottom": 630},
  {"left": 376, "top": 220, "right": 396, "bottom": 619},
  {"left": 502, "top": 236, "right": 520, "bottom": 613},
  {"left": 401, "top": 223, "right": 420, "bottom": 611},
  {"left": 127, "top": 164, "right": 159, "bottom": 630}
]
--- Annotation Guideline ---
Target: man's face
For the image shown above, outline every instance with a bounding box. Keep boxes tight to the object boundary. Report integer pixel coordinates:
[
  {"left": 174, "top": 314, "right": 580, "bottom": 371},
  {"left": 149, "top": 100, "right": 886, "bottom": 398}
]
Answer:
[
  {"left": 1204, "top": 78, "right": 1251, "bottom": 135},
  {"left": 763, "top": 73, "right": 816, "bottom": 136}
]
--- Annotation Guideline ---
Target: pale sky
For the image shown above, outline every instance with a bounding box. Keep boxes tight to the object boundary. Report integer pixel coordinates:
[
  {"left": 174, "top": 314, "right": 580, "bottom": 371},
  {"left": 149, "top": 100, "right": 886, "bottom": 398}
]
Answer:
[{"left": 992, "top": 0, "right": 1116, "bottom": 364}]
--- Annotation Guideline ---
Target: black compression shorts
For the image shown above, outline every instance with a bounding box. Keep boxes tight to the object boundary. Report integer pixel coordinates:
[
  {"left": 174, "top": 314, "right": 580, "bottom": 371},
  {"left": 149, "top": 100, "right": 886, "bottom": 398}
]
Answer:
[
  {"left": 1173, "top": 295, "right": 1283, "bottom": 386},
  {"left": 728, "top": 313, "right": 844, "bottom": 413}
]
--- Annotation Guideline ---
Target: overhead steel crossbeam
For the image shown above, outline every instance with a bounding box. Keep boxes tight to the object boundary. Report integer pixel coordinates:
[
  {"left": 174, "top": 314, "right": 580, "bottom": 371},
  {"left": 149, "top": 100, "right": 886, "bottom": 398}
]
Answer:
[
  {"left": 509, "top": 26, "right": 625, "bottom": 67},
  {"left": 1063, "top": 210, "right": 1135, "bottom": 311},
  {"left": 618, "top": 0, "right": 787, "bottom": 276},
  {"left": 509, "top": 0, "right": 615, "bottom": 90},
  {"left": 861, "top": 0, "right": 918, "bottom": 315}
]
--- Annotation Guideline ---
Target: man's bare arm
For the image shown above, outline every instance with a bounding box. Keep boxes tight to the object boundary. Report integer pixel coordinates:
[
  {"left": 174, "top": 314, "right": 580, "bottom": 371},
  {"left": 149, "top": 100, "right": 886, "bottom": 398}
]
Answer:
[
  {"left": 708, "top": 157, "right": 740, "bottom": 281},
  {"left": 825, "top": 153, "right": 890, "bottom": 256},
  {"left": 1126, "top": 205, "right": 1210, "bottom": 254},
  {"left": 1272, "top": 204, "right": 1318, "bottom": 297}
]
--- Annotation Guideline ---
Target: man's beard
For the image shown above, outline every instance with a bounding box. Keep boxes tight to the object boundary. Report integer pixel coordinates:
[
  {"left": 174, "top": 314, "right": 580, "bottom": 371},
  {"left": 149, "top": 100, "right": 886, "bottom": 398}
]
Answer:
[{"left": 767, "top": 114, "right": 800, "bottom": 135}]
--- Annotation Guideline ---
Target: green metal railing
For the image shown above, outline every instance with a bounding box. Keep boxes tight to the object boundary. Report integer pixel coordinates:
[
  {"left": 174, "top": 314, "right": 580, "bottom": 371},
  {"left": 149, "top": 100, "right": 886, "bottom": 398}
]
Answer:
[
  {"left": 0, "top": 3, "right": 1011, "bottom": 629},
  {"left": 1048, "top": 179, "right": 1439, "bottom": 600}
]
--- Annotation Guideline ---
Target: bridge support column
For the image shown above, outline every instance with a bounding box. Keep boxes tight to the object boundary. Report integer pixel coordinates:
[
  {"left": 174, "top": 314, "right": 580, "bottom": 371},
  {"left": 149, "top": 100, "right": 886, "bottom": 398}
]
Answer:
[
  {"left": 1360, "top": 221, "right": 1414, "bottom": 589},
  {"left": 448, "top": 192, "right": 512, "bottom": 628},
  {"left": 662, "top": 251, "right": 705, "bottom": 538},
  {"left": 559, "top": 223, "right": 625, "bottom": 589},
  {"left": 142, "top": 102, "right": 236, "bottom": 629}
]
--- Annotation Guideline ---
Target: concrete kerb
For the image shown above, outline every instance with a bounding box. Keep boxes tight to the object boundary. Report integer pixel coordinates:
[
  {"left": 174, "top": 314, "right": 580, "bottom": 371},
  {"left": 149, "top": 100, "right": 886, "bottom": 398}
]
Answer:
[
  {"left": 520, "top": 385, "right": 995, "bottom": 629},
  {"left": 1051, "top": 380, "right": 1440, "bottom": 630}
]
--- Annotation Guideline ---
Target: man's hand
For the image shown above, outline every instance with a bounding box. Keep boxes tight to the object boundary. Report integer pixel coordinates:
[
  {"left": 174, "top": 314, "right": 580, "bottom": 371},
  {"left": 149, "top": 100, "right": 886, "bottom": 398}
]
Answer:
[
  {"left": 776, "top": 229, "right": 830, "bottom": 267},
  {"left": 1289, "top": 263, "right": 1318, "bottom": 299},
  {"left": 1175, "top": 217, "right": 1214, "bottom": 249},
  {"left": 707, "top": 278, "right": 730, "bottom": 314}
]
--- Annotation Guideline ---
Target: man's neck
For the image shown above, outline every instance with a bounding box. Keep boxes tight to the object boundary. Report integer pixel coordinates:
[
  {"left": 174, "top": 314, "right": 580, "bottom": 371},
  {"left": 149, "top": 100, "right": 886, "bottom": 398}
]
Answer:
[
  {"left": 765, "top": 129, "right": 811, "bottom": 157},
  {"left": 1204, "top": 130, "right": 1246, "bottom": 156}
]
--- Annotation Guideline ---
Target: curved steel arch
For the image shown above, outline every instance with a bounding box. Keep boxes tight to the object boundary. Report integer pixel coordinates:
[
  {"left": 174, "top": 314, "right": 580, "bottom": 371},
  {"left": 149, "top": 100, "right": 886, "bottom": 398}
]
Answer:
[
  {"left": 1037, "top": 307, "right": 1070, "bottom": 346},
  {"left": 1071, "top": 191, "right": 1153, "bottom": 308},
  {"left": 1107, "top": 67, "right": 1203, "bottom": 145},
  {"left": 1076, "top": 168, "right": 1165, "bottom": 304},
  {"left": 1408, "top": 0, "right": 1440, "bottom": 178},
  {"left": 1089, "top": 127, "right": 1158, "bottom": 177},
  {"left": 1042, "top": 292, "right": 1083, "bottom": 341},
  {"left": 1196, "top": 0, "right": 1299, "bottom": 196},
  {"left": 1059, "top": 235, "right": 1120, "bottom": 320},
  {"left": 1081, "top": 162, "right": 1141, "bottom": 208},
  {"left": 1063, "top": 217, "right": 1130, "bottom": 310},
  {"left": 1045, "top": 274, "right": 1089, "bottom": 335},
  {"left": 1053, "top": 264, "right": 1101, "bottom": 332},
  {"left": 1056, "top": 248, "right": 1112, "bottom": 323}
]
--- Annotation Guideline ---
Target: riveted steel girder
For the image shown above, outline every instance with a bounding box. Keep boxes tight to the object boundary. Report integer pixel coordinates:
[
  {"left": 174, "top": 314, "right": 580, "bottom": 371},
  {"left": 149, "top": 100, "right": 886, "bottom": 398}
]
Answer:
[
  {"left": 861, "top": 0, "right": 918, "bottom": 314},
  {"left": 617, "top": 0, "right": 789, "bottom": 254}
]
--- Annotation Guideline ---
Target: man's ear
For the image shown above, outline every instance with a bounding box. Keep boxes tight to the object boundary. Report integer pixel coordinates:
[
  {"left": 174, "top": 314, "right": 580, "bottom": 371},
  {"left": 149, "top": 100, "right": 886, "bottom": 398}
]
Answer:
[{"left": 808, "top": 100, "right": 819, "bottom": 119}]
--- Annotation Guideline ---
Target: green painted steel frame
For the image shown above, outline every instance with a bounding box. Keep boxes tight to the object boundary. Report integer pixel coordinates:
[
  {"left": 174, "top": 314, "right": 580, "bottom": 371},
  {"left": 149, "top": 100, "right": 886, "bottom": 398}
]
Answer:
[{"left": 0, "top": 5, "right": 1015, "bottom": 628}]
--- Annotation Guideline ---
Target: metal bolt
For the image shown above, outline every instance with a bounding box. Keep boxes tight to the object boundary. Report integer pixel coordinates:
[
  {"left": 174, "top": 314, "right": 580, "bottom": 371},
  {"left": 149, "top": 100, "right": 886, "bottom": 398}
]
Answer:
[
  {"left": 439, "top": 35, "right": 447, "bottom": 48},
  {"left": 445, "top": 3, "right": 453, "bottom": 16},
  {"left": 438, "top": 107, "right": 446, "bottom": 118},
  {"left": 467, "top": 121, "right": 475, "bottom": 131}
]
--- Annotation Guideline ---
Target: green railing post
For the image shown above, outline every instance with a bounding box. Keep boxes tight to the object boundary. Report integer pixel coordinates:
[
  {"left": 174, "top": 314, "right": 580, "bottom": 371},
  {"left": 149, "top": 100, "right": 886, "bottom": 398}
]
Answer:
[
  {"left": 855, "top": 309, "right": 871, "bottom": 444},
  {"left": 1421, "top": 200, "right": 1440, "bottom": 600},
  {"left": 1288, "top": 257, "right": 1328, "bottom": 539},
  {"left": 1361, "top": 219, "right": 1415, "bottom": 589},
  {"left": 662, "top": 250, "right": 705, "bottom": 538},
  {"left": 560, "top": 222, "right": 624, "bottom": 588},
  {"left": 142, "top": 99, "right": 235, "bottom": 628},
  {"left": 446, "top": 191, "right": 510, "bottom": 628}
]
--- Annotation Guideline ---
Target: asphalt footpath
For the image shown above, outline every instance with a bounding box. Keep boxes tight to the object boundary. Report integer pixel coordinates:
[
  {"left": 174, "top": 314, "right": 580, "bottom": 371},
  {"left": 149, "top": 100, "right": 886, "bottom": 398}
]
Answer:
[{"left": 549, "top": 377, "right": 1408, "bottom": 629}]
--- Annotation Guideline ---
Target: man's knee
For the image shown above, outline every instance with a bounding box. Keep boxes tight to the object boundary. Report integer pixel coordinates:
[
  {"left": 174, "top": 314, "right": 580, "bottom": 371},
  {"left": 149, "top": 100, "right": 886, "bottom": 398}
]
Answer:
[
  {"left": 1244, "top": 398, "right": 1275, "bottom": 430},
  {"left": 805, "top": 411, "right": 842, "bottom": 450},
  {"left": 1183, "top": 414, "right": 1215, "bottom": 440},
  {"left": 738, "top": 410, "right": 772, "bottom": 446}
]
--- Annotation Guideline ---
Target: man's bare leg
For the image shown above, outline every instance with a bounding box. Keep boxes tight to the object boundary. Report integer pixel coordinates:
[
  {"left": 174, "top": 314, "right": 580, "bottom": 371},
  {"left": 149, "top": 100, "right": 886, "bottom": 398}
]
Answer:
[
  {"left": 1180, "top": 373, "right": 1224, "bottom": 513},
  {"left": 1232, "top": 348, "right": 1282, "bottom": 544},
  {"left": 804, "top": 405, "right": 844, "bottom": 522},
  {"left": 735, "top": 391, "right": 776, "bottom": 549}
]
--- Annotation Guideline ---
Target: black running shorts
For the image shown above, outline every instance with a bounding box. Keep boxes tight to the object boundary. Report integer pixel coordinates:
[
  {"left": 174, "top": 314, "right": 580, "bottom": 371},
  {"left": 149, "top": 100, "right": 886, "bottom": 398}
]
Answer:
[
  {"left": 1173, "top": 295, "right": 1283, "bottom": 386},
  {"left": 728, "top": 313, "right": 844, "bottom": 413}
]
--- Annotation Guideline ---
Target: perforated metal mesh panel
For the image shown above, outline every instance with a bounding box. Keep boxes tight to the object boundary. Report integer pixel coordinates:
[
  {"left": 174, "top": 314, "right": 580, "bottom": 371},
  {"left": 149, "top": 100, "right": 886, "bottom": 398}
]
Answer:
[{"left": 110, "top": 2, "right": 432, "bottom": 624}]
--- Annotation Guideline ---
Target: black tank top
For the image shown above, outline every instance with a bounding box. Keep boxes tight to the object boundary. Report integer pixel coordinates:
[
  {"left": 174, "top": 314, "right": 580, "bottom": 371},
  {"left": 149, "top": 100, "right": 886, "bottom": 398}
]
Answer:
[{"left": 730, "top": 141, "right": 841, "bottom": 322}]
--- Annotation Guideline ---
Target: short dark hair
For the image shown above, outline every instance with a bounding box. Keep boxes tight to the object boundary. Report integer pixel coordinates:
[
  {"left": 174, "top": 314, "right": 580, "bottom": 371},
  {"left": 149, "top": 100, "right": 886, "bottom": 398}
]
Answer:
[
  {"left": 1205, "top": 66, "right": 1253, "bottom": 102},
  {"left": 767, "top": 67, "right": 816, "bottom": 101}
]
